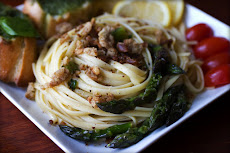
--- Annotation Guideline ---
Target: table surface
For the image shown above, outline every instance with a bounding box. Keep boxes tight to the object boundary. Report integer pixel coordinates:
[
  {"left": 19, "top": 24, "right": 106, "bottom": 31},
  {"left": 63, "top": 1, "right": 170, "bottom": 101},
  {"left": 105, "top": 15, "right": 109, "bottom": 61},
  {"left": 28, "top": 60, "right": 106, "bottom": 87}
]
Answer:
[{"left": 0, "top": 0, "right": 230, "bottom": 153}]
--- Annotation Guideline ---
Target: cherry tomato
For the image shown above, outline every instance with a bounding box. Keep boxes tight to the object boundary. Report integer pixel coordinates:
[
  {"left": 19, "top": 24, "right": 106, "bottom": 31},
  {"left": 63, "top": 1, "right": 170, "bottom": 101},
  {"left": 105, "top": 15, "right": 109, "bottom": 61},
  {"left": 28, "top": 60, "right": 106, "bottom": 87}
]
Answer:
[
  {"left": 202, "top": 52, "right": 230, "bottom": 73},
  {"left": 205, "top": 64, "right": 230, "bottom": 87},
  {"left": 194, "top": 37, "right": 230, "bottom": 60},
  {"left": 186, "top": 23, "right": 213, "bottom": 42}
]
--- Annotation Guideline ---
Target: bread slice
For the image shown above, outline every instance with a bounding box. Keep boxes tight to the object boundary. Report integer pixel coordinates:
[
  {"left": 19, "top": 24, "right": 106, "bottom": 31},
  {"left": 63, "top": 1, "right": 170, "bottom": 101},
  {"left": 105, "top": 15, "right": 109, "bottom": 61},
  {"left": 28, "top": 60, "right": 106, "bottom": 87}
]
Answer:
[
  {"left": 0, "top": 37, "right": 36, "bottom": 87},
  {"left": 23, "top": 0, "right": 92, "bottom": 39}
]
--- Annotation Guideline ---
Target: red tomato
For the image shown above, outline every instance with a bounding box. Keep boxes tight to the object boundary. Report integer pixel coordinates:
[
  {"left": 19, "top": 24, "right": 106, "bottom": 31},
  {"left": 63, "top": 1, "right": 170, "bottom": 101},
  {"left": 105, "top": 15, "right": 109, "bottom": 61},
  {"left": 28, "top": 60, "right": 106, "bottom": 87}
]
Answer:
[
  {"left": 205, "top": 64, "right": 230, "bottom": 87},
  {"left": 202, "top": 52, "right": 230, "bottom": 73},
  {"left": 186, "top": 23, "right": 213, "bottom": 42},
  {"left": 194, "top": 37, "right": 230, "bottom": 60}
]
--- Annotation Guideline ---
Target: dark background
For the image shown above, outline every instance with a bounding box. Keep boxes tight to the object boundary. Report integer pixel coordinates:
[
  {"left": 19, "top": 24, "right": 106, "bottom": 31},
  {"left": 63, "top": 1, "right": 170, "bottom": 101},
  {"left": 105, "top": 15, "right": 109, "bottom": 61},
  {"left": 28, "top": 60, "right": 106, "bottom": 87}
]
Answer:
[{"left": 0, "top": 0, "right": 230, "bottom": 153}]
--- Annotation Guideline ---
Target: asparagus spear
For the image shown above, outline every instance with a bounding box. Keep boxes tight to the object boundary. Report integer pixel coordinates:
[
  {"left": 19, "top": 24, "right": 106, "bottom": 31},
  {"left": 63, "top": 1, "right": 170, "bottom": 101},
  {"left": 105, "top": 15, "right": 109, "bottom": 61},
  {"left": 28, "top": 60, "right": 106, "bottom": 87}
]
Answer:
[
  {"left": 97, "top": 73, "right": 162, "bottom": 114},
  {"left": 97, "top": 44, "right": 184, "bottom": 114},
  {"left": 149, "top": 44, "right": 185, "bottom": 75},
  {"left": 59, "top": 122, "right": 132, "bottom": 141},
  {"left": 167, "top": 64, "right": 185, "bottom": 75},
  {"left": 151, "top": 45, "right": 170, "bottom": 74},
  {"left": 166, "top": 88, "right": 188, "bottom": 126},
  {"left": 107, "top": 86, "right": 182, "bottom": 148},
  {"left": 96, "top": 45, "right": 166, "bottom": 114}
]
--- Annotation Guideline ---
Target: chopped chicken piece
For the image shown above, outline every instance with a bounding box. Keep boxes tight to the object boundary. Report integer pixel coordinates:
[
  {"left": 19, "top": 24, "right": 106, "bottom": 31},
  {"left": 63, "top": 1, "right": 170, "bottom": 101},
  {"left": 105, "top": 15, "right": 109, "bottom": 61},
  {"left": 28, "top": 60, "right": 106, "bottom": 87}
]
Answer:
[
  {"left": 75, "top": 47, "right": 98, "bottom": 56},
  {"left": 91, "top": 66, "right": 100, "bottom": 75},
  {"left": 98, "top": 26, "right": 115, "bottom": 49},
  {"left": 87, "top": 93, "right": 114, "bottom": 107},
  {"left": 123, "top": 39, "right": 147, "bottom": 54},
  {"left": 106, "top": 48, "right": 117, "bottom": 58},
  {"left": 78, "top": 18, "right": 95, "bottom": 37},
  {"left": 85, "top": 66, "right": 101, "bottom": 81},
  {"left": 83, "top": 47, "right": 98, "bottom": 56},
  {"left": 62, "top": 56, "right": 70, "bottom": 66},
  {"left": 43, "top": 67, "right": 70, "bottom": 89}
]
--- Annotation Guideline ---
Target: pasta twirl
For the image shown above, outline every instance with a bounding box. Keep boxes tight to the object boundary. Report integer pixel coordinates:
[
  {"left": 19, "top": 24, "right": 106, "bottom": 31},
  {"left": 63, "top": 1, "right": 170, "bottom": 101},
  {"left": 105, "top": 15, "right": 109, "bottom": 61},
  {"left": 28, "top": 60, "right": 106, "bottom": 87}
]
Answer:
[{"left": 32, "top": 14, "right": 204, "bottom": 131}]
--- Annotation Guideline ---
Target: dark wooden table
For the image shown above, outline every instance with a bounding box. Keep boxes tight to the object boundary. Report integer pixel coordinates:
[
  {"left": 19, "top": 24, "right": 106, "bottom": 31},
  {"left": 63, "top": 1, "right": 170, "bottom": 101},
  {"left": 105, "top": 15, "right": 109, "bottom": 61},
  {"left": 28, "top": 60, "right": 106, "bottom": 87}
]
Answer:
[{"left": 0, "top": 0, "right": 229, "bottom": 153}]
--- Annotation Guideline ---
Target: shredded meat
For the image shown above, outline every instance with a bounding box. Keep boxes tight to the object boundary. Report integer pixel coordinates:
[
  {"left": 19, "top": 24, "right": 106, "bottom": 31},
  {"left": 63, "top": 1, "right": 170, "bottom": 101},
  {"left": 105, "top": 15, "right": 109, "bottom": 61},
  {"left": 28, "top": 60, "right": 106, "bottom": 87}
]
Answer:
[
  {"left": 85, "top": 66, "right": 101, "bottom": 81},
  {"left": 43, "top": 67, "right": 70, "bottom": 89},
  {"left": 78, "top": 18, "right": 95, "bottom": 37},
  {"left": 75, "top": 47, "right": 98, "bottom": 56},
  {"left": 97, "top": 49, "right": 108, "bottom": 62},
  {"left": 87, "top": 93, "right": 114, "bottom": 107},
  {"left": 86, "top": 35, "right": 101, "bottom": 48},
  {"left": 83, "top": 47, "right": 98, "bottom": 56},
  {"left": 106, "top": 48, "right": 117, "bottom": 59},
  {"left": 80, "top": 64, "right": 101, "bottom": 81},
  {"left": 94, "top": 25, "right": 118, "bottom": 60},
  {"left": 91, "top": 66, "right": 100, "bottom": 75},
  {"left": 116, "top": 42, "right": 128, "bottom": 53},
  {"left": 76, "top": 39, "right": 89, "bottom": 50},
  {"left": 98, "top": 25, "right": 115, "bottom": 49},
  {"left": 72, "top": 21, "right": 147, "bottom": 69},
  {"left": 62, "top": 56, "right": 70, "bottom": 66},
  {"left": 116, "top": 53, "right": 144, "bottom": 66},
  {"left": 25, "top": 82, "right": 35, "bottom": 100},
  {"left": 123, "top": 39, "right": 147, "bottom": 54}
]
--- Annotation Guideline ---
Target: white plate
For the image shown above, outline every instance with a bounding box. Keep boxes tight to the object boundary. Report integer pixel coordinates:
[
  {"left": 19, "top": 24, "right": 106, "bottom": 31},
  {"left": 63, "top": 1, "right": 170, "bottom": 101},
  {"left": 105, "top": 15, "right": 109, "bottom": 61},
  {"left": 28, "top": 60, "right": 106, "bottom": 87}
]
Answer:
[{"left": 1, "top": 4, "right": 230, "bottom": 153}]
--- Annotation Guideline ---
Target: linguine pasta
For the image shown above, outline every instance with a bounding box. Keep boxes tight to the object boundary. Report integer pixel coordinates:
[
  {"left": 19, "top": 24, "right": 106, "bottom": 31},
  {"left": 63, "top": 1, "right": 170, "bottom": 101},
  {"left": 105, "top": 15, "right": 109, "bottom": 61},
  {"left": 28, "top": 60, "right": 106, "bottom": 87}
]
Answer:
[{"left": 32, "top": 14, "right": 204, "bottom": 130}]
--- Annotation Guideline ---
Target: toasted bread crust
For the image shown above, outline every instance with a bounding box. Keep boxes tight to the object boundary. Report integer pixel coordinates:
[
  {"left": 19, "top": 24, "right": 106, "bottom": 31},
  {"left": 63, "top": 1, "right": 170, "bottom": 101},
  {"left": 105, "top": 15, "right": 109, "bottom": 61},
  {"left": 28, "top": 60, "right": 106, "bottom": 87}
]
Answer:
[
  {"left": 0, "top": 37, "right": 22, "bottom": 82},
  {"left": 23, "top": 0, "right": 44, "bottom": 30},
  {"left": 15, "top": 38, "right": 36, "bottom": 86},
  {"left": 23, "top": 0, "right": 92, "bottom": 39},
  {"left": 0, "top": 37, "right": 36, "bottom": 87}
]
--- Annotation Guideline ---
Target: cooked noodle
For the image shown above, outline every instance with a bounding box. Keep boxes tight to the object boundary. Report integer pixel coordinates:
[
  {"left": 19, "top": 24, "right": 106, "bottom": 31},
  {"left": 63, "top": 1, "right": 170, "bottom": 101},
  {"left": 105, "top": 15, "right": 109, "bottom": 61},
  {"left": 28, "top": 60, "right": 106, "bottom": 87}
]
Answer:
[{"left": 32, "top": 14, "right": 204, "bottom": 130}]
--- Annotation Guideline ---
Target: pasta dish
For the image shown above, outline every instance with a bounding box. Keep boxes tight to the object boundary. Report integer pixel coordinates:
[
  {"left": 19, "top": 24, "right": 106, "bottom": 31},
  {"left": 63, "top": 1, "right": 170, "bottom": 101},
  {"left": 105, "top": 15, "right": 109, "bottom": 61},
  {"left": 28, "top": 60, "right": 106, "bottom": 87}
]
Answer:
[{"left": 30, "top": 14, "right": 204, "bottom": 147}]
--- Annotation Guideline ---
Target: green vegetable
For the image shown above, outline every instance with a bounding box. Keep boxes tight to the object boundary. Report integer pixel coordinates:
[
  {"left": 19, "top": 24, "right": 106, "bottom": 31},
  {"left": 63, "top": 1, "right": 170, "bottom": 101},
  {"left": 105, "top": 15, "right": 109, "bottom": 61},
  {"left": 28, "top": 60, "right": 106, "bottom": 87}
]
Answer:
[
  {"left": 97, "top": 73, "right": 162, "bottom": 114},
  {"left": 166, "top": 64, "right": 185, "bottom": 75},
  {"left": 166, "top": 88, "right": 188, "bottom": 126},
  {"left": 59, "top": 122, "right": 132, "bottom": 141},
  {"left": 150, "top": 45, "right": 170, "bottom": 73},
  {"left": 112, "top": 27, "right": 131, "bottom": 42},
  {"left": 97, "top": 44, "right": 184, "bottom": 114},
  {"left": 0, "top": 17, "right": 40, "bottom": 38},
  {"left": 0, "top": 2, "right": 27, "bottom": 18},
  {"left": 68, "top": 79, "right": 77, "bottom": 90},
  {"left": 36, "top": 0, "right": 90, "bottom": 16},
  {"left": 149, "top": 44, "right": 185, "bottom": 75},
  {"left": 0, "top": 2, "right": 39, "bottom": 40},
  {"left": 107, "top": 86, "right": 182, "bottom": 148},
  {"left": 64, "top": 61, "right": 78, "bottom": 74},
  {"left": 107, "top": 127, "right": 141, "bottom": 148},
  {"left": 0, "top": 25, "right": 13, "bottom": 40}
]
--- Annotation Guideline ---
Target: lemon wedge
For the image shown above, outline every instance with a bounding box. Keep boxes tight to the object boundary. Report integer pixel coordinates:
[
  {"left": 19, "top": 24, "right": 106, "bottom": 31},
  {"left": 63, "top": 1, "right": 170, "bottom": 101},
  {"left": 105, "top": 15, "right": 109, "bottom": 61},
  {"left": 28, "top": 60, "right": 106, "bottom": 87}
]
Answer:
[
  {"left": 112, "top": 1, "right": 172, "bottom": 27},
  {"left": 166, "top": 0, "right": 185, "bottom": 25}
]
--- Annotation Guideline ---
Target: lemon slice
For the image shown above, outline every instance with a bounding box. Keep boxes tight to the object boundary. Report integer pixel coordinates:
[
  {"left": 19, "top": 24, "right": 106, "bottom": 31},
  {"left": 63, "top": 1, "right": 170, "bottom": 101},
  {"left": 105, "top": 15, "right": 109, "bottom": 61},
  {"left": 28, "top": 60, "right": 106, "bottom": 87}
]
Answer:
[
  {"left": 166, "top": 0, "right": 185, "bottom": 25},
  {"left": 112, "top": 1, "right": 172, "bottom": 27}
]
